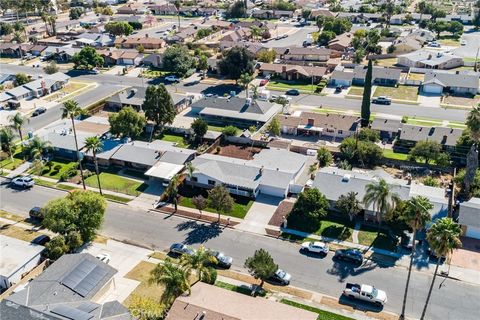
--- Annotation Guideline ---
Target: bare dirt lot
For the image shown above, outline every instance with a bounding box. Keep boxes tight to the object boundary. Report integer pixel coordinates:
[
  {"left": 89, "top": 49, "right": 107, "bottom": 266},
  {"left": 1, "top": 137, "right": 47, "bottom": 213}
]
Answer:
[{"left": 214, "top": 144, "right": 263, "bottom": 160}]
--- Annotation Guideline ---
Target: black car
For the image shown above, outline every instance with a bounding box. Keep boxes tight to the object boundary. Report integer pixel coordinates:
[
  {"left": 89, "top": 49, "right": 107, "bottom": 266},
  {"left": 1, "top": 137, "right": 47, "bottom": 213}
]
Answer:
[
  {"left": 335, "top": 85, "right": 343, "bottom": 93},
  {"left": 334, "top": 249, "right": 364, "bottom": 264},
  {"left": 210, "top": 251, "right": 233, "bottom": 268},
  {"left": 31, "top": 235, "right": 51, "bottom": 245},
  {"left": 169, "top": 243, "right": 196, "bottom": 256},
  {"left": 29, "top": 206, "right": 45, "bottom": 220},
  {"left": 32, "top": 107, "right": 46, "bottom": 117},
  {"left": 285, "top": 89, "right": 300, "bottom": 96}
]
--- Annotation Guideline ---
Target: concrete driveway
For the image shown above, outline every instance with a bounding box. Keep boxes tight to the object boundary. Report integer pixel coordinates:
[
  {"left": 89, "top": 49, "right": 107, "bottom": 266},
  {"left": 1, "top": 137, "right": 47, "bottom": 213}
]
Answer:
[
  {"left": 236, "top": 195, "right": 282, "bottom": 234},
  {"left": 417, "top": 92, "right": 442, "bottom": 108}
]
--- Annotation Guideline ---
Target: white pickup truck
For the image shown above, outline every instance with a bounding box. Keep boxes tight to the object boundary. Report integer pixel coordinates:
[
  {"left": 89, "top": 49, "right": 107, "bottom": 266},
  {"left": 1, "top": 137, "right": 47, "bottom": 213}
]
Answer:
[{"left": 343, "top": 283, "right": 387, "bottom": 306}]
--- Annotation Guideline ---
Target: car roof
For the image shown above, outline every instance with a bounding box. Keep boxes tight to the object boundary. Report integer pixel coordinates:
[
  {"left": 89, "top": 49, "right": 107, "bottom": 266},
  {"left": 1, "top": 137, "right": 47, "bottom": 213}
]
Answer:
[
  {"left": 313, "top": 241, "right": 326, "bottom": 247},
  {"left": 171, "top": 243, "right": 184, "bottom": 248}
]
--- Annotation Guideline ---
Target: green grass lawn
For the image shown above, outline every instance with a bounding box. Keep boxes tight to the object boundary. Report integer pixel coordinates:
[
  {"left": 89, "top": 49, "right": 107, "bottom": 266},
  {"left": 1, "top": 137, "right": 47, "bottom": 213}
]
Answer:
[
  {"left": 348, "top": 86, "right": 364, "bottom": 96},
  {"left": 0, "top": 157, "right": 24, "bottom": 170},
  {"left": 375, "top": 58, "right": 397, "bottom": 67},
  {"left": 141, "top": 69, "right": 171, "bottom": 79},
  {"left": 313, "top": 218, "right": 353, "bottom": 241},
  {"left": 179, "top": 195, "right": 253, "bottom": 219},
  {"left": 373, "top": 85, "right": 418, "bottom": 101},
  {"left": 267, "top": 80, "right": 317, "bottom": 93},
  {"left": 383, "top": 149, "right": 409, "bottom": 161},
  {"left": 357, "top": 225, "right": 398, "bottom": 251},
  {"left": 39, "top": 159, "right": 78, "bottom": 180},
  {"left": 160, "top": 134, "right": 189, "bottom": 148},
  {"left": 281, "top": 299, "right": 353, "bottom": 320},
  {"left": 85, "top": 172, "right": 148, "bottom": 196}
]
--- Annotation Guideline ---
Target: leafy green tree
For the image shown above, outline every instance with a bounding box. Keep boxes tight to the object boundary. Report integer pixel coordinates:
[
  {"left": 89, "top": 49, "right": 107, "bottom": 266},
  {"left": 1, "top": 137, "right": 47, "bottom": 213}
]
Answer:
[
  {"left": 423, "top": 176, "right": 439, "bottom": 187},
  {"left": 361, "top": 59, "right": 372, "bottom": 127},
  {"left": 65, "top": 230, "right": 83, "bottom": 251},
  {"left": 105, "top": 21, "right": 133, "bottom": 36},
  {"left": 358, "top": 128, "right": 379, "bottom": 142},
  {"left": 8, "top": 112, "right": 28, "bottom": 141},
  {"left": 218, "top": 46, "right": 255, "bottom": 82},
  {"left": 162, "top": 45, "right": 195, "bottom": 77},
  {"left": 336, "top": 192, "right": 362, "bottom": 221},
  {"left": 208, "top": 185, "right": 234, "bottom": 221},
  {"left": 256, "top": 49, "right": 276, "bottom": 63},
  {"left": 192, "top": 195, "right": 207, "bottom": 213},
  {"left": 421, "top": 218, "right": 461, "bottom": 320},
  {"left": 142, "top": 85, "right": 176, "bottom": 132},
  {"left": 109, "top": 106, "right": 146, "bottom": 138},
  {"left": 222, "top": 125, "right": 238, "bottom": 136},
  {"left": 317, "top": 31, "right": 336, "bottom": 46},
  {"left": 69, "top": 7, "right": 84, "bottom": 20},
  {"left": 288, "top": 189, "right": 328, "bottom": 232},
  {"left": 197, "top": 54, "right": 208, "bottom": 75},
  {"left": 42, "top": 190, "right": 106, "bottom": 243},
  {"left": 464, "top": 106, "right": 480, "bottom": 195},
  {"left": 409, "top": 140, "right": 442, "bottom": 164},
  {"left": 316, "top": 147, "right": 333, "bottom": 167},
  {"left": 339, "top": 137, "right": 382, "bottom": 167},
  {"left": 62, "top": 100, "right": 86, "bottom": 189},
  {"left": 399, "top": 196, "right": 433, "bottom": 320},
  {"left": 363, "top": 178, "right": 400, "bottom": 231},
  {"left": 267, "top": 117, "right": 281, "bottom": 136},
  {"left": 191, "top": 118, "right": 208, "bottom": 141},
  {"left": 244, "top": 249, "right": 278, "bottom": 289},
  {"left": 226, "top": 1, "right": 246, "bottom": 19},
  {"left": 84, "top": 136, "right": 103, "bottom": 195},
  {"left": 149, "top": 258, "right": 191, "bottom": 306},
  {"left": 72, "top": 46, "right": 104, "bottom": 70},
  {"left": 44, "top": 236, "right": 69, "bottom": 260},
  {"left": 180, "top": 246, "right": 216, "bottom": 283},
  {"left": 196, "top": 27, "right": 213, "bottom": 39},
  {"left": 14, "top": 73, "right": 30, "bottom": 86},
  {"left": 0, "top": 128, "right": 16, "bottom": 161},
  {"left": 0, "top": 22, "right": 13, "bottom": 36},
  {"left": 43, "top": 61, "right": 59, "bottom": 74}
]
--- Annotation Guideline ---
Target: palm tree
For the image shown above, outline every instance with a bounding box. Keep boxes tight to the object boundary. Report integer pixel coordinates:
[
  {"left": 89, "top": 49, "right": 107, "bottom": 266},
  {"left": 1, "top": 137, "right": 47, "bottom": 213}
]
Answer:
[
  {"left": 336, "top": 191, "right": 362, "bottom": 222},
  {"left": 399, "top": 196, "right": 433, "bottom": 320},
  {"left": 8, "top": 112, "right": 28, "bottom": 141},
  {"left": 464, "top": 106, "right": 480, "bottom": 195},
  {"left": 0, "top": 128, "right": 16, "bottom": 162},
  {"left": 62, "top": 100, "right": 86, "bottom": 189},
  {"left": 149, "top": 258, "right": 190, "bottom": 306},
  {"left": 239, "top": 73, "right": 253, "bottom": 98},
  {"left": 84, "top": 136, "right": 103, "bottom": 195},
  {"left": 26, "top": 136, "right": 51, "bottom": 160},
  {"left": 420, "top": 218, "right": 462, "bottom": 320},
  {"left": 180, "top": 246, "right": 216, "bottom": 282},
  {"left": 363, "top": 178, "right": 400, "bottom": 232},
  {"left": 166, "top": 174, "right": 181, "bottom": 210},
  {"left": 184, "top": 162, "right": 195, "bottom": 188}
]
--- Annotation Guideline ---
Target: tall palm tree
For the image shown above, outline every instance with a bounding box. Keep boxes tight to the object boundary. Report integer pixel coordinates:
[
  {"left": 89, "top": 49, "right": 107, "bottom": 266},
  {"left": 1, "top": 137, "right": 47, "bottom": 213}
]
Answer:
[
  {"left": 363, "top": 178, "right": 400, "bottom": 232},
  {"left": 62, "top": 100, "right": 86, "bottom": 189},
  {"left": 239, "top": 73, "right": 253, "bottom": 98},
  {"left": 8, "top": 112, "right": 28, "bottom": 141},
  {"left": 166, "top": 174, "right": 181, "bottom": 210},
  {"left": 149, "top": 258, "right": 190, "bottom": 306},
  {"left": 180, "top": 246, "right": 216, "bottom": 282},
  {"left": 464, "top": 106, "right": 480, "bottom": 195},
  {"left": 84, "top": 136, "right": 103, "bottom": 195},
  {"left": 420, "top": 218, "right": 462, "bottom": 320},
  {"left": 399, "top": 196, "right": 433, "bottom": 320},
  {"left": 26, "top": 136, "right": 51, "bottom": 160},
  {"left": 184, "top": 162, "right": 195, "bottom": 188},
  {"left": 336, "top": 191, "right": 362, "bottom": 222}
]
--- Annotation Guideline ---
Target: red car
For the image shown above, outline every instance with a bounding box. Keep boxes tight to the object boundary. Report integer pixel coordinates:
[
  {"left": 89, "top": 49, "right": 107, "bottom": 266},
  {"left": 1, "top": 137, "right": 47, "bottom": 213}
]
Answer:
[{"left": 260, "top": 79, "right": 269, "bottom": 86}]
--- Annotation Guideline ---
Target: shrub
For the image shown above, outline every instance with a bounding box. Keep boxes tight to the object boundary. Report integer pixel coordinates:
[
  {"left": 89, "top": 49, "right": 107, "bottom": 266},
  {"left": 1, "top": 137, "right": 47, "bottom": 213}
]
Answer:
[
  {"left": 53, "top": 164, "right": 62, "bottom": 171},
  {"left": 222, "top": 125, "right": 238, "bottom": 136},
  {"left": 423, "top": 176, "right": 440, "bottom": 187},
  {"left": 201, "top": 267, "right": 217, "bottom": 284},
  {"left": 59, "top": 165, "right": 78, "bottom": 181}
]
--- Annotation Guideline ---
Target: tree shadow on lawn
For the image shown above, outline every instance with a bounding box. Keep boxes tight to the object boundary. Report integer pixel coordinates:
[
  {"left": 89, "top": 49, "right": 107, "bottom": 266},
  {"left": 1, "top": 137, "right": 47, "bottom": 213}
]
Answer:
[
  {"left": 175, "top": 220, "right": 223, "bottom": 245},
  {"left": 200, "top": 84, "right": 241, "bottom": 96},
  {"left": 327, "top": 259, "right": 379, "bottom": 283}
]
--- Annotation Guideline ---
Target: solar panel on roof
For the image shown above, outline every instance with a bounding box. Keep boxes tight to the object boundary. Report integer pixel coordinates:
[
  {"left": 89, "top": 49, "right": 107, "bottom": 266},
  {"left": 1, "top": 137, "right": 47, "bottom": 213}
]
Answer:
[
  {"left": 61, "top": 259, "right": 108, "bottom": 297},
  {"left": 51, "top": 305, "right": 94, "bottom": 320},
  {"left": 77, "top": 302, "right": 99, "bottom": 313}
]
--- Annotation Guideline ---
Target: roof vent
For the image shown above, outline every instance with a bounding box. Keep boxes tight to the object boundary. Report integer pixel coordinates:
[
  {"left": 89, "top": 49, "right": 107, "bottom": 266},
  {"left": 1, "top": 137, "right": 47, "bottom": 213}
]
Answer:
[{"left": 342, "top": 174, "right": 351, "bottom": 182}]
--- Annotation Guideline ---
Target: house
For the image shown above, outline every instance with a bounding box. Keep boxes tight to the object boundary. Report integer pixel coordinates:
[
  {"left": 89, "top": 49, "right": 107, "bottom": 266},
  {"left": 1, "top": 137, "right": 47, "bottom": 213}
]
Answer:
[
  {"left": 275, "top": 111, "right": 360, "bottom": 139},
  {"left": 118, "top": 51, "right": 144, "bottom": 65},
  {"left": 371, "top": 117, "right": 402, "bottom": 141},
  {"left": 74, "top": 32, "right": 115, "bottom": 47},
  {"left": 106, "top": 86, "right": 191, "bottom": 113},
  {"left": 459, "top": 198, "right": 480, "bottom": 239},
  {"left": 149, "top": 3, "right": 178, "bottom": 15},
  {"left": 258, "top": 63, "right": 326, "bottom": 82},
  {"left": 329, "top": 65, "right": 401, "bottom": 87},
  {"left": 393, "top": 37, "right": 422, "bottom": 54},
  {"left": 397, "top": 51, "right": 464, "bottom": 69},
  {"left": 166, "top": 282, "right": 317, "bottom": 320},
  {"left": 29, "top": 45, "right": 47, "bottom": 56},
  {"left": 309, "top": 8, "right": 335, "bottom": 19},
  {"left": 191, "top": 96, "right": 282, "bottom": 129},
  {"left": 188, "top": 148, "right": 309, "bottom": 198},
  {"left": 142, "top": 53, "right": 164, "bottom": 68},
  {"left": 251, "top": 9, "right": 294, "bottom": 19},
  {"left": 397, "top": 124, "right": 463, "bottom": 150},
  {"left": 328, "top": 33, "right": 352, "bottom": 52},
  {"left": 313, "top": 167, "right": 448, "bottom": 222},
  {"left": 219, "top": 28, "right": 252, "bottom": 42},
  {"left": 115, "top": 35, "right": 165, "bottom": 50},
  {"left": 422, "top": 71, "right": 479, "bottom": 95},
  {"left": 0, "top": 253, "right": 131, "bottom": 320},
  {"left": 116, "top": 3, "right": 148, "bottom": 14},
  {"left": 219, "top": 41, "right": 264, "bottom": 55},
  {"left": 406, "top": 28, "right": 435, "bottom": 43},
  {"left": 283, "top": 47, "right": 332, "bottom": 63},
  {"left": 0, "top": 235, "right": 44, "bottom": 291}
]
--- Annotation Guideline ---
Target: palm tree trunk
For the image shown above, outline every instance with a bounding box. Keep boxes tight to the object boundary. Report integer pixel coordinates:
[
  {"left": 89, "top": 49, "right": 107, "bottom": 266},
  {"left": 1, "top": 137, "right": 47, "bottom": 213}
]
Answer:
[
  {"left": 420, "top": 260, "right": 440, "bottom": 320},
  {"left": 17, "top": 128, "right": 23, "bottom": 141},
  {"left": 93, "top": 150, "right": 102, "bottom": 195},
  {"left": 400, "top": 230, "right": 418, "bottom": 319},
  {"left": 71, "top": 117, "right": 86, "bottom": 190}
]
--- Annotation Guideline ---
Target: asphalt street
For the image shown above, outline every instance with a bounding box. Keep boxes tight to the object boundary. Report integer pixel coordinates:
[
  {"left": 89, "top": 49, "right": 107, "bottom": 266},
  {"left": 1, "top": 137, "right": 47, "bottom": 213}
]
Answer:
[
  {"left": 1, "top": 183, "right": 478, "bottom": 320},
  {"left": 1, "top": 64, "right": 469, "bottom": 123}
]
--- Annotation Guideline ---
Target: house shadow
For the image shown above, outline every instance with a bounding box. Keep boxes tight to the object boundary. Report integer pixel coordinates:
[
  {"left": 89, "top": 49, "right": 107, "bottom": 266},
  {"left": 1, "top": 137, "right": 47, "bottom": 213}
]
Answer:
[
  {"left": 327, "top": 259, "right": 378, "bottom": 283},
  {"left": 175, "top": 220, "right": 223, "bottom": 245}
]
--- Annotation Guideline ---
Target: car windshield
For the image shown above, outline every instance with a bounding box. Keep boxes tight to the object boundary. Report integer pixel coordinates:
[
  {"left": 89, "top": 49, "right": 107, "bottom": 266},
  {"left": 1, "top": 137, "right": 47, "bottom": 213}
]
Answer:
[
  {"left": 276, "top": 270, "right": 286, "bottom": 278},
  {"left": 24, "top": 177, "right": 33, "bottom": 182},
  {"left": 216, "top": 252, "right": 225, "bottom": 259},
  {"left": 372, "top": 288, "right": 378, "bottom": 297}
]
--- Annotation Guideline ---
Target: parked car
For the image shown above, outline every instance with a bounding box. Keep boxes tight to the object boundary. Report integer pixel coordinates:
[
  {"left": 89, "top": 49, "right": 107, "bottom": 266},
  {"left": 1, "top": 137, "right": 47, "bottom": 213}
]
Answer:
[
  {"left": 343, "top": 283, "right": 387, "bottom": 306},
  {"left": 269, "top": 268, "right": 291, "bottom": 285},
  {"left": 165, "top": 75, "right": 180, "bottom": 83},
  {"left": 31, "top": 235, "right": 50, "bottom": 245},
  {"left": 96, "top": 253, "right": 111, "bottom": 264},
  {"left": 260, "top": 78, "right": 269, "bottom": 86},
  {"left": 29, "top": 206, "right": 45, "bottom": 220},
  {"left": 301, "top": 241, "right": 329, "bottom": 255},
  {"left": 32, "top": 107, "right": 46, "bottom": 117},
  {"left": 11, "top": 176, "right": 35, "bottom": 188},
  {"left": 210, "top": 250, "right": 233, "bottom": 268},
  {"left": 427, "top": 42, "right": 440, "bottom": 47},
  {"left": 335, "top": 85, "right": 343, "bottom": 93},
  {"left": 334, "top": 249, "right": 364, "bottom": 264},
  {"left": 372, "top": 96, "right": 391, "bottom": 105},
  {"left": 285, "top": 89, "right": 300, "bottom": 96},
  {"left": 169, "top": 243, "right": 196, "bottom": 256},
  {"left": 461, "top": 40, "right": 467, "bottom": 46}
]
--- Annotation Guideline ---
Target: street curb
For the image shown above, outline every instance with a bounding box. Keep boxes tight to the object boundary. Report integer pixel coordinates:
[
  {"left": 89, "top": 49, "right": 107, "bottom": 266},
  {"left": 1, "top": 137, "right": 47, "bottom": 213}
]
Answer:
[{"left": 148, "top": 207, "right": 236, "bottom": 229}]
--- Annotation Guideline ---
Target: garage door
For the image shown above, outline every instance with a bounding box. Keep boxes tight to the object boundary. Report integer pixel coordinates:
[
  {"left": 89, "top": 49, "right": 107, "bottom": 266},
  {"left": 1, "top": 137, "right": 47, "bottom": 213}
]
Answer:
[
  {"left": 423, "top": 84, "right": 443, "bottom": 94},
  {"left": 465, "top": 226, "right": 480, "bottom": 239},
  {"left": 259, "top": 185, "right": 286, "bottom": 198}
]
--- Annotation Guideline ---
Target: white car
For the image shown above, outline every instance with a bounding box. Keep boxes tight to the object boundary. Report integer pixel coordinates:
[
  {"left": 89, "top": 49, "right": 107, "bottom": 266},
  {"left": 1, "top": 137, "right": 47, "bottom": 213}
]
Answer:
[
  {"left": 343, "top": 283, "right": 387, "bottom": 306},
  {"left": 165, "top": 75, "right": 180, "bottom": 82},
  {"left": 301, "top": 241, "right": 329, "bottom": 254},
  {"left": 461, "top": 40, "right": 467, "bottom": 46},
  {"left": 11, "top": 176, "right": 35, "bottom": 188},
  {"left": 96, "top": 253, "right": 111, "bottom": 264}
]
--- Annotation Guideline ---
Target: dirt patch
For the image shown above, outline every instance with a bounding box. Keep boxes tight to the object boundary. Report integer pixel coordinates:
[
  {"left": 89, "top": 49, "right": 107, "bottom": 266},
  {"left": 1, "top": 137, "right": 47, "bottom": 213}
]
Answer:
[
  {"left": 450, "top": 237, "right": 480, "bottom": 271},
  {"left": 443, "top": 95, "right": 480, "bottom": 108},
  {"left": 268, "top": 200, "right": 294, "bottom": 227},
  {"left": 213, "top": 144, "right": 263, "bottom": 160}
]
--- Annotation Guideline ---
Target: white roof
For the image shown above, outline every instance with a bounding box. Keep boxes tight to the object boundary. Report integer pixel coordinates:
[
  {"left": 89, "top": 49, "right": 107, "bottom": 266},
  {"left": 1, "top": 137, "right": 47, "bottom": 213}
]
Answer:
[
  {"left": 145, "top": 162, "right": 184, "bottom": 180},
  {"left": 0, "top": 235, "right": 44, "bottom": 278}
]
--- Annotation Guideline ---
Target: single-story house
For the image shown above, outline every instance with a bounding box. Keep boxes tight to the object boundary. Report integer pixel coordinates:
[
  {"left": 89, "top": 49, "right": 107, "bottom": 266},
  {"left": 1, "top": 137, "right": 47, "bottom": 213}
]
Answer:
[
  {"left": 422, "top": 71, "right": 479, "bottom": 95},
  {"left": 43, "top": 131, "right": 93, "bottom": 160},
  {"left": 74, "top": 32, "right": 115, "bottom": 47},
  {"left": 115, "top": 36, "right": 165, "bottom": 50},
  {"left": 397, "top": 124, "right": 463, "bottom": 150},
  {"left": 371, "top": 117, "right": 402, "bottom": 141},
  {"left": 141, "top": 53, "right": 164, "bottom": 68},
  {"left": 309, "top": 8, "right": 335, "bottom": 19},
  {"left": 219, "top": 41, "right": 264, "bottom": 55},
  {"left": 29, "top": 45, "right": 47, "bottom": 56},
  {"left": 219, "top": 28, "right": 252, "bottom": 43},
  {"left": 397, "top": 51, "right": 464, "bottom": 69},
  {"left": 259, "top": 63, "right": 327, "bottom": 82},
  {"left": 275, "top": 111, "right": 360, "bottom": 139},
  {"left": 328, "top": 33, "right": 352, "bottom": 52},
  {"left": 336, "top": 12, "right": 383, "bottom": 23},
  {"left": 329, "top": 65, "right": 401, "bottom": 87},
  {"left": 191, "top": 96, "right": 282, "bottom": 129},
  {"left": 0, "top": 235, "right": 44, "bottom": 291},
  {"left": 188, "top": 148, "right": 308, "bottom": 198},
  {"left": 0, "top": 253, "right": 131, "bottom": 320},
  {"left": 251, "top": 9, "right": 294, "bottom": 19},
  {"left": 149, "top": 4, "right": 178, "bottom": 15},
  {"left": 393, "top": 37, "right": 422, "bottom": 54},
  {"left": 283, "top": 47, "right": 332, "bottom": 63},
  {"left": 459, "top": 197, "right": 480, "bottom": 239},
  {"left": 116, "top": 3, "right": 148, "bottom": 14},
  {"left": 313, "top": 167, "right": 448, "bottom": 222},
  {"left": 118, "top": 51, "right": 144, "bottom": 66}
]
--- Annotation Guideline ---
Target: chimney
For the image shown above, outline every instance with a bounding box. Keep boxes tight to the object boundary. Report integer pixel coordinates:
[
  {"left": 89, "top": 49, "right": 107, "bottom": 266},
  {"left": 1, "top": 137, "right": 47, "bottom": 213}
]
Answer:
[{"left": 145, "top": 34, "right": 149, "bottom": 38}]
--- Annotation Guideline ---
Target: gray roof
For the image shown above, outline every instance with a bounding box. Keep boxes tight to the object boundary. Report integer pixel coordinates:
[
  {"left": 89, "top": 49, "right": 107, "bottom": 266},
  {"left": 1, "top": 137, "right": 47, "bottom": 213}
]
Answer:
[
  {"left": 110, "top": 142, "right": 160, "bottom": 166},
  {"left": 423, "top": 71, "right": 479, "bottom": 90},
  {"left": 353, "top": 65, "right": 402, "bottom": 81},
  {"left": 45, "top": 132, "right": 93, "bottom": 151},
  {"left": 459, "top": 197, "right": 480, "bottom": 228},
  {"left": 330, "top": 70, "right": 355, "bottom": 82},
  {"left": 371, "top": 117, "right": 402, "bottom": 133},
  {"left": 1, "top": 253, "right": 129, "bottom": 320},
  {"left": 398, "top": 124, "right": 463, "bottom": 147}
]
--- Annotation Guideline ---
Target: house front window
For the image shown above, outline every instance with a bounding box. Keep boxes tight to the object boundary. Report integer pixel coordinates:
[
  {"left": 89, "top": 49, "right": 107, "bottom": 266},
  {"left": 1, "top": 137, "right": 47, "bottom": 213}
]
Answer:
[
  {"left": 191, "top": 177, "right": 198, "bottom": 182},
  {"left": 338, "top": 130, "right": 343, "bottom": 135},
  {"left": 208, "top": 180, "right": 215, "bottom": 186}
]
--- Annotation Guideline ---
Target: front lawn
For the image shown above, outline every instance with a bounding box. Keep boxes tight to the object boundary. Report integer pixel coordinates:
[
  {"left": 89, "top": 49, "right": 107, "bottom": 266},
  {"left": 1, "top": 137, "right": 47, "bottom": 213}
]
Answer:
[
  {"left": 408, "top": 73, "right": 424, "bottom": 81},
  {"left": 267, "top": 80, "right": 317, "bottom": 93},
  {"left": 281, "top": 299, "right": 354, "bottom": 320},
  {"left": 141, "top": 68, "right": 171, "bottom": 79},
  {"left": 0, "top": 157, "right": 24, "bottom": 170},
  {"left": 85, "top": 172, "right": 148, "bottom": 196},
  {"left": 39, "top": 159, "right": 78, "bottom": 180},
  {"left": 375, "top": 58, "right": 397, "bottom": 67},
  {"left": 373, "top": 85, "right": 418, "bottom": 101},
  {"left": 287, "top": 212, "right": 354, "bottom": 238},
  {"left": 348, "top": 86, "right": 364, "bottom": 96},
  {"left": 357, "top": 225, "right": 398, "bottom": 251},
  {"left": 160, "top": 134, "right": 189, "bottom": 148},
  {"left": 383, "top": 149, "right": 409, "bottom": 161}
]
